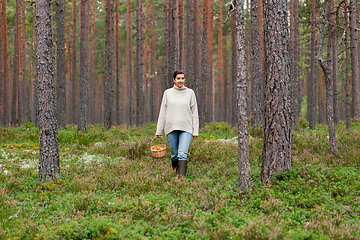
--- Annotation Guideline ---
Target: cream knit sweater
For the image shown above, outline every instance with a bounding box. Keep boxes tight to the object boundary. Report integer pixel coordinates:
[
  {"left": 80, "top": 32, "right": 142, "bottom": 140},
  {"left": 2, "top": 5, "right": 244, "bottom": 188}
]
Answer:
[{"left": 156, "top": 85, "right": 199, "bottom": 136}]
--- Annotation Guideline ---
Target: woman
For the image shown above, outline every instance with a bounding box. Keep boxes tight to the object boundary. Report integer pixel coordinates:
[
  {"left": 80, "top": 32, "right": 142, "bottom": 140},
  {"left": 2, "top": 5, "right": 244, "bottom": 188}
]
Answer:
[{"left": 155, "top": 70, "right": 199, "bottom": 176}]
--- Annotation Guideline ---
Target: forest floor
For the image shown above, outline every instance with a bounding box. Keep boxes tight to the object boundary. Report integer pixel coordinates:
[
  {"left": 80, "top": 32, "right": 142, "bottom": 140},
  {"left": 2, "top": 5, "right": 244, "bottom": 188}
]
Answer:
[{"left": 0, "top": 120, "right": 359, "bottom": 239}]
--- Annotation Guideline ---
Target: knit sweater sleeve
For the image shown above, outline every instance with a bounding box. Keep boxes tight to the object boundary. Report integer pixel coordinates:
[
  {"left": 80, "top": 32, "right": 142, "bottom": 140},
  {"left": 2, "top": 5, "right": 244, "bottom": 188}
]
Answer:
[
  {"left": 191, "top": 91, "right": 199, "bottom": 136},
  {"left": 155, "top": 91, "right": 167, "bottom": 135}
]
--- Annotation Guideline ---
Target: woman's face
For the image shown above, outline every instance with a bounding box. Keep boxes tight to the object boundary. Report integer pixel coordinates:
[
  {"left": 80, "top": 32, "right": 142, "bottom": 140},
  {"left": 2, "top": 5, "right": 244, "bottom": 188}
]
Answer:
[{"left": 173, "top": 74, "right": 185, "bottom": 88}]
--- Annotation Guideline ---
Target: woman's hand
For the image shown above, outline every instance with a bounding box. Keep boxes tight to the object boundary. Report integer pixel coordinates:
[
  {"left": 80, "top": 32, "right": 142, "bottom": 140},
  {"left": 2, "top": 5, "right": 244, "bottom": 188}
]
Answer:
[
  {"left": 193, "top": 135, "right": 198, "bottom": 139},
  {"left": 156, "top": 135, "right": 162, "bottom": 138}
]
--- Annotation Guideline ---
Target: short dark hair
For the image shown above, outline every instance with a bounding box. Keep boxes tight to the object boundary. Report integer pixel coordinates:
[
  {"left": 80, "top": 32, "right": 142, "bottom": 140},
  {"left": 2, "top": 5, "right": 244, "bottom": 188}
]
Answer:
[{"left": 173, "top": 70, "right": 185, "bottom": 79}]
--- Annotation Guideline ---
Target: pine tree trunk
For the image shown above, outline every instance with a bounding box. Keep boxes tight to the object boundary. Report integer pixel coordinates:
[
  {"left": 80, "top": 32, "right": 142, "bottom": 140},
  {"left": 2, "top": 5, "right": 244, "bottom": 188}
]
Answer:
[
  {"left": 178, "top": 0, "right": 185, "bottom": 70},
  {"left": 349, "top": 0, "right": 360, "bottom": 118},
  {"left": 186, "top": 0, "right": 195, "bottom": 90},
  {"left": 308, "top": 0, "right": 317, "bottom": 129},
  {"left": 116, "top": 0, "right": 121, "bottom": 125},
  {"left": 136, "top": 0, "right": 144, "bottom": 126},
  {"left": 20, "top": 0, "right": 28, "bottom": 124},
  {"left": 200, "top": 0, "right": 209, "bottom": 129},
  {"left": 230, "top": 11, "right": 237, "bottom": 127},
  {"left": 56, "top": 0, "right": 66, "bottom": 129},
  {"left": 126, "top": 0, "right": 133, "bottom": 125},
  {"left": 150, "top": 0, "right": 156, "bottom": 123},
  {"left": 261, "top": 0, "right": 293, "bottom": 183},
  {"left": 250, "top": 0, "right": 263, "bottom": 128},
  {"left": 234, "top": 0, "right": 251, "bottom": 199},
  {"left": 104, "top": 0, "right": 113, "bottom": 129},
  {"left": 71, "top": 0, "right": 77, "bottom": 125},
  {"left": 206, "top": 0, "right": 214, "bottom": 123},
  {"left": 223, "top": 33, "right": 228, "bottom": 122},
  {"left": 293, "top": 0, "right": 300, "bottom": 126},
  {"left": 330, "top": 0, "right": 339, "bottom": 124},
  {"left": 36, "top": 0, "right": 60, "bottom": 182},
  {"left": 318, "top": 4, "right": 338, "bottom": 155},
  {"left": 344, "top": 3, "right": 351, "bottom": 129},
  {"left": 79, "top": 0, "right": 89, "bottom": 131},
  {"left": 11, "top": 0, "right": 20, "bottom": 125},
  {"left": 0, "top": 0, "right": 4, "bottom": 125},
  {"left": 217, "top": 0, "right": 223, "bottom": 122},
  {"left": 194, "top": 0, "right": 201, "bottom": 94}
]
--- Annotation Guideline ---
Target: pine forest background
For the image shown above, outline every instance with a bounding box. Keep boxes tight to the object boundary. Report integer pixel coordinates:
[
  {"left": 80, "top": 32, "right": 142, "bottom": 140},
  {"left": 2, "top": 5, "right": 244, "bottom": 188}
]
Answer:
[{"left": 0, "top": 0, "right": 360, "bottom": 129}]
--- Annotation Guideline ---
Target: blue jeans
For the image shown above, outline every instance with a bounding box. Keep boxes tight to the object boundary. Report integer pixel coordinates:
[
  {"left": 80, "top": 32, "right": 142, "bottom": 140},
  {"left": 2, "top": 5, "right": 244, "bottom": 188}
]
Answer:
[{"left": 166, "top": 130, "right": 192, "bottom": 162}]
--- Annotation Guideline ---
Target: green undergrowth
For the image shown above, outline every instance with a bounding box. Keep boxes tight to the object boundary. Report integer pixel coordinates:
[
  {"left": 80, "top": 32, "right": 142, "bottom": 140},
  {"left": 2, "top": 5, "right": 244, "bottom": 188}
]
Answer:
[{"left": 0, "top": 120, "right": 359, "bottom": 239}]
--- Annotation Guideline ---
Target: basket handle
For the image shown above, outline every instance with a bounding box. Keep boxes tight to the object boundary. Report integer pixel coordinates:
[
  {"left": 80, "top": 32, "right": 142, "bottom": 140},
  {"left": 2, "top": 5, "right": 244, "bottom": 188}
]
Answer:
[{"left": 151, "top": 136, "right": 167, "bottom": 147}]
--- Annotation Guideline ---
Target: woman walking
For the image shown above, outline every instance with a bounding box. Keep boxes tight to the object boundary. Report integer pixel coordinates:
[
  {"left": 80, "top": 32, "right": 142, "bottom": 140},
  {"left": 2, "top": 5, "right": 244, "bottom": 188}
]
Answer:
[{"left": 156, "top": 70, "right": 199, "bottom": 176}]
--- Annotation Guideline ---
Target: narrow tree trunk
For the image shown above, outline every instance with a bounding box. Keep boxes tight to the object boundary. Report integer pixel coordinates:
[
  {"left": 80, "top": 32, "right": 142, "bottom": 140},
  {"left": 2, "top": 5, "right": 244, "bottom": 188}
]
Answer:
[
  {"left": 331, "top": 0, "right": 339, "bottom": 124},
  {"left": 186, "top": 0, "right": 195, "bottom": 90},
  {"left": 206, "top": 0, "right": 214, "bottom": 123},
  {"left": 318, "top": 5, "right": 338, "bottom": 155},
  {"left": 31, "top": 4, "right": 37, "bottom": 125},
  {"left": 11, "top": 0, "right": 20, "bottom": 125},
  {"left": 71, "top": 0, "right": 77, "bottom": 124},
  {"left": 104, "top": 0, "right": 113, "bottom": 129},
  {"left": 79, "top": 0, "right": 89, "bottom": 131},
  {"left": 293, "top": 0, "right": 301, "bottom": 126},
  {"left": 194, "top": 0, "right": 201, "bottom": 94},
  {"left": 126, "top": 0, "right": 133, "bottom": 125},
  {"left": 344, "top": 3, "right": 351, "bottom": 129},
  {"left": 261, "top": 0, "right": 293, "bottom": 183},
  {"left": 36, "top": 0, "right": 60, "bottom": 182},
  {"left": 223, "top": 33, "right": 228, "bottom": 122},
  {"left": 217, "top": 0, "right": 223, "bottom": 122},
  {"left": 150, "top": 0, "right": 156, "bottom": 122},
  {"left": 20, "top": 0, "right": 28, "bottom": 124},
  {"left": 178, "top": 0, "right": 185, "bottom": 70},
  {"left": 0, "top": 0, "right": 4, "bottom": 125},
  {"left": 230, "top": 11, "right": 237, "bottom": 127},
  {"left": 136, "top": 0, "right": 145, "bottom": 126},
  {"left": 116, "top": 0, "right": 121, "bottom": 125},
  {"left": 308, "top": 0, "right": 317, "bottom": 129},
  {"left": 250, "top": 0, "right": 263, "bottom": 127},
  {"left": 349, "top": 0, "right": 360, "bottom": 118},
  {"left": 56, "top": 0, "right": 66, "bottom": 129},
  {"left": 234, "top": 0, "right": 251, "bottom": 199}
]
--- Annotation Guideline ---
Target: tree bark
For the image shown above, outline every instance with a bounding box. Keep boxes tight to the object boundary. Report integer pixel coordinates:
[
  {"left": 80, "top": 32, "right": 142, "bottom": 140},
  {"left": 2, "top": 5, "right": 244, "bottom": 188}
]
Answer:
[
  {"left": 199, "top": 0, "right": 209, "bottom": 129},
  {"left": 194, "top": 0, "right": 201, "bottom": 94},
  {"left": 293, "top": 0, "right": 301, "bottom": 126},
  {"left": 56, "top": 0, "right": 66, "bottom": 129},
  {"left": 206, "top": 0, "right": 214, "bottom": 123},
  {"left": 126, "top": 0, "right": 133, "bottom": 125},
  {"left": 20, "top": 0, "right": 28, "bottom": 125},
  {"left": 0, "top": 0, "right": 4, "bottom": 125},
  {"left": 349, "top": 0, "right": 360, "bottom": 118},
  {"left": 330, "top": 0, "right": 339, "bottom": 124},
  {"left": 71, "top": 0, "right": 77, "bottom": 125},
  {"left": 36, "top": 0, "right": 60, "bottom": 182},
  {"left": 11, "top": 0, "right": 20, "bottom": 125},
  {"left": 216, "top": 0, "right": 223, "bottom": 122},
  {"left": 308, "top": 0, "right": 317, "bottom": 130},
  {"left": 344, "top": 3, "right": 351, "bottom": 129},
  {"left": 261, "top": 0, "right": 293, "bottom": 183},
  {"left": 230, "top": 10, "right": 237, "bottom": 127},
  {"left": 234, "top": 0, "right": 251, "bottom": 199},
  {"left": 318, "top": 4, "right": 338, "bottom": 155},
  {"left": 186, "top": 0, "right": 195, "bottom": 90},
  {"left": 178, "top": 0, "right": 185, "bottom": 70},
  {"left": 136, "top": 0, "right": 145, "bottom": 126},
  {"left": 104, "top": 0, "right": 113, "bottom": 129},
  {"left": 250, "top": 0, "right": 263, "bottom": 127},
  {"left": 79, "top": 0, "right": 89, "bottom": 131}
]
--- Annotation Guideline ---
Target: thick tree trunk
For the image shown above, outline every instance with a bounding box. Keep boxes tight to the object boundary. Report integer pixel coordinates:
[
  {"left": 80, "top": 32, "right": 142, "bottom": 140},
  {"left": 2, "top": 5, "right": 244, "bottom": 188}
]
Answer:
[
  {"left": 318, "top": 5, "right": 338, "bottom": 155},
  {"left": 234, "top": 0, "right": 251, "bottom": 199},
  {"left": 250, "top": 0, "right": 263, "bottom": 127},
  {"left": 79, "top": 0, "right": 89, "bottom": 131},
  {"left": 36, "top": 0, "right": 60, "bottom": 182},
  {"left": 104, "top": 0, "right": 113, "bottom": 129},
  {"left": 56, "top": 0, "right": 66, "bottom": 129},
  {"left": 136, "top": 0, "right": 144, "bottom": 126},
  {"left": 308, "top": 0, "right": 317, "bottom": 130},
  {"left": 261, "top": 0, "right": 292, "bottom": 183},
  {"left": 349, "top": 0, "right": 360, "bottom": 118},
  {"left": 199, "top": 0, "right": 209, "bottom": 129}
]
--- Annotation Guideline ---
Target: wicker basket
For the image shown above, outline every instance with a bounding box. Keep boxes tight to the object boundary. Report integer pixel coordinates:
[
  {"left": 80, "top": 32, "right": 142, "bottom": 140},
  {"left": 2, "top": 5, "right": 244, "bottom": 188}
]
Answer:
[{"left": 150, "top": 136, "right": 167, "bottom": 158}]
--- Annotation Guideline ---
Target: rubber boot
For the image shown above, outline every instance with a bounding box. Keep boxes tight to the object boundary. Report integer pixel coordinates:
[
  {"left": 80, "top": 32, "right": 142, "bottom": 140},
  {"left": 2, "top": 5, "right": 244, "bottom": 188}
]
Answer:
[
  {"left": 171, "top": 161, "right": 178, "bottom": 172},
  {"left": 178, "top": 160, "right": 187, "bottom": 176}
]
